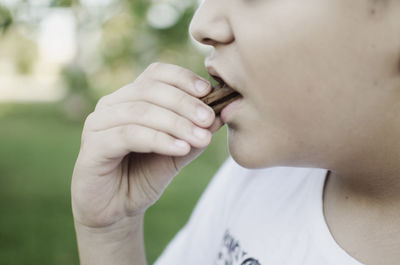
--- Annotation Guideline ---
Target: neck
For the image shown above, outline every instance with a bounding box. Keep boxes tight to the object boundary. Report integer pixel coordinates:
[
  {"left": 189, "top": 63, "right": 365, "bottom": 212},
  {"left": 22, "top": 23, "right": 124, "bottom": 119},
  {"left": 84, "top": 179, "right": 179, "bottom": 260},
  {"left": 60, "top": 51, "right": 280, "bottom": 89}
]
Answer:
[
  {"left": 323, "top": 169, "right": 400, "bottom": 265},
  {"left": 325, "top": 137, "right": 400, "bottom": 206},
  {"left": 325, "top": 167, "right": 400, "bottom": 212}
]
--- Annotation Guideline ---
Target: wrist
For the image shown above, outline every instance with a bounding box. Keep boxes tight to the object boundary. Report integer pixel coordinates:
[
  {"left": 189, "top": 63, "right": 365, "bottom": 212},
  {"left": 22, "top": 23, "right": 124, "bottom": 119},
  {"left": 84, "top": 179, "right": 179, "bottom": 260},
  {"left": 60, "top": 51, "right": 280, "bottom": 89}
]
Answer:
[
  {"left": 74, "top": 215, "right": 147, "bottom": 265},
  {"left": 74, "top": 214, "right": 145, "bottom": 244}
]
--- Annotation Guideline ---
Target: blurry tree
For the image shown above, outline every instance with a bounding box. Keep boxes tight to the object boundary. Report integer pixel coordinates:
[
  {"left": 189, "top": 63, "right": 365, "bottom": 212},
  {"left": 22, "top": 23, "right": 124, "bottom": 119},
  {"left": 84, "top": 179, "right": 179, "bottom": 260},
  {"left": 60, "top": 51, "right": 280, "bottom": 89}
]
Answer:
[
  {"left": 51, "top": 0, "right": 80, "bottom": 7},
  {"left": 0, "top": 4, "right": 12, "bottom": 34},
  {"left": 0, "top": 28, "right": 38, "bottom": 75},
  {"left": 15, "top": 32, "right": 38, "bottom": 75},
  {"left": 0, "top": 0, "right": 207, "bottom": 120},
  {"left": 60, "top": 63, "right": 96, "bottom": 120}
]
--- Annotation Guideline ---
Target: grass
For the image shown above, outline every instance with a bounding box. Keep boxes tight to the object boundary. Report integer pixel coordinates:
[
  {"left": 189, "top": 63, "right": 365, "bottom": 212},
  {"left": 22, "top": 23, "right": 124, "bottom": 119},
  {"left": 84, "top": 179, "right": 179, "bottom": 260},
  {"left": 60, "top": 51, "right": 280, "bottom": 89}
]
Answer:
[{"left": 0, "top": 103, "right": 229, "bottom": 264}]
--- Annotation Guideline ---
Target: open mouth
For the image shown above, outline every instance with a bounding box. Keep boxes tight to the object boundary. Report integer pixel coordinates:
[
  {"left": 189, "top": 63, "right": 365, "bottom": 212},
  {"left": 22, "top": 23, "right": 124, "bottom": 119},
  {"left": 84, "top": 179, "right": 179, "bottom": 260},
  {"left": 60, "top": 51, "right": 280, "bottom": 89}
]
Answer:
[{"left": 201, "top": 75, "right": 242, "bottom": 115}]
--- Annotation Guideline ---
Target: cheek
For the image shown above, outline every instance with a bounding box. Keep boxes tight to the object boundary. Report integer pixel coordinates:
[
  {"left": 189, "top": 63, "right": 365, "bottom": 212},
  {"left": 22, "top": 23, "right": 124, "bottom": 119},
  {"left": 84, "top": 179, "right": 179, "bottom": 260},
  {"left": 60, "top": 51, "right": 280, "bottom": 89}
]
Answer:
[
  {"left": 236, "top": 6, "right": 334, "bottom": 121},
  {"left": 228, "top": 4, "right": 386, "bottom": 167},
  {"left": 234, "top": 3, "right": 373, "bottom": 135}
]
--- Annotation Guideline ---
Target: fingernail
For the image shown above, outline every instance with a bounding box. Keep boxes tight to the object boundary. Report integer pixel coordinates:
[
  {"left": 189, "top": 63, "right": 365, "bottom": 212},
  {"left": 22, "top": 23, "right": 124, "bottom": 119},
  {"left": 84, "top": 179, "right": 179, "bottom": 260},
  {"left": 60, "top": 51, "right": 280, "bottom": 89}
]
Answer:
[
  {"left": 196, "top": 106, "right": 211, "bottom": 121},
  {"left": 195, "top": 79, "right": 209, "bottom": 93},
  {"left": 193, "top": 127, "right": 209, "bottom": 139}
]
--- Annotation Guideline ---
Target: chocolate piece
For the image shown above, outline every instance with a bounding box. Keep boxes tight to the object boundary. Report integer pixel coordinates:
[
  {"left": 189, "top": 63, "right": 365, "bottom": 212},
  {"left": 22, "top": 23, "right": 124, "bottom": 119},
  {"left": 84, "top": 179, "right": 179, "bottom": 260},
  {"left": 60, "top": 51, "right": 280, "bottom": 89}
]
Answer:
[{"left": 200, "top": 84, "right": 241, "bottom": 115}]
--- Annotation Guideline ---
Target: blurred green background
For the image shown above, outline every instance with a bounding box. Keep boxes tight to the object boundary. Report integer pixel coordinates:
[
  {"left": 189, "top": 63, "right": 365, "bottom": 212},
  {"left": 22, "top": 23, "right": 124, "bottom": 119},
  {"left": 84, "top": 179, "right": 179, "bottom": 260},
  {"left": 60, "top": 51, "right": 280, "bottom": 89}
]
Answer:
[{"left": 0, "top": 0, "right": 229, "bottom": 264}]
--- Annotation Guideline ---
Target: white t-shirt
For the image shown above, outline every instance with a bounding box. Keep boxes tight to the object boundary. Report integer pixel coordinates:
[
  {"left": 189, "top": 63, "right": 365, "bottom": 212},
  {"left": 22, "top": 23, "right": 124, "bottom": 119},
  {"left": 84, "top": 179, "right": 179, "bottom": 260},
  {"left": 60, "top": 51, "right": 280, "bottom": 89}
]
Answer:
[{"left": 154, "top": 157, "right": 364, "bottom": 265}]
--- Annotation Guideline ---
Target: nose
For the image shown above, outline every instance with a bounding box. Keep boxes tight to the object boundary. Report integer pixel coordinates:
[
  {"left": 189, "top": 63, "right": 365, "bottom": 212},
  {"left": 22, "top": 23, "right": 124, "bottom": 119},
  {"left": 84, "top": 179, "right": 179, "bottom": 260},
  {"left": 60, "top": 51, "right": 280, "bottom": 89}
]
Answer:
[{"left": 189, "top": 0, "right": 234, "bottom": 46}]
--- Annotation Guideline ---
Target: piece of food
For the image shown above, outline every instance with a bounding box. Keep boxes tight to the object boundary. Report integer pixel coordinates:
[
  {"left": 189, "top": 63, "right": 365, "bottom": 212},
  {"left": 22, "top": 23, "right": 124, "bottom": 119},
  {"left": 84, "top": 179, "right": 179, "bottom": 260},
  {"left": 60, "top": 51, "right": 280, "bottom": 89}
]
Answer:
[{"left": 200, "top": 83, "right": 241, "bottom": 115}]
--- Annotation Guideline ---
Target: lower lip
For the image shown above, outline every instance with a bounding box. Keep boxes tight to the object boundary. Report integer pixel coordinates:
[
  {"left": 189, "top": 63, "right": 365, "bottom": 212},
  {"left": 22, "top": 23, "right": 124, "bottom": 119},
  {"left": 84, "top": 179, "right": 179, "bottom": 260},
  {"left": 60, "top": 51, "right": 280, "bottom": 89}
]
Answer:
[{"left": 220, "top": 97, "right": 243, "bottom": 123}]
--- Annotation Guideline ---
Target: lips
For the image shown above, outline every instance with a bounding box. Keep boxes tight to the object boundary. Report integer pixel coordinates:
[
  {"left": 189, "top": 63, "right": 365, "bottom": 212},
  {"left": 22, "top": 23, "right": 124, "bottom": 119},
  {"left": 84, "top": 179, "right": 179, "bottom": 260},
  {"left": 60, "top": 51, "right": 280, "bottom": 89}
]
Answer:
[
  {"left": 200, "top": 82, "right": 241, "bottom": 115},
  {"left": 206, "top": 66, "right": 240, "bottom": 94},
  {"left": 200, "top": 67, "right": 242, "bottom": 115}
]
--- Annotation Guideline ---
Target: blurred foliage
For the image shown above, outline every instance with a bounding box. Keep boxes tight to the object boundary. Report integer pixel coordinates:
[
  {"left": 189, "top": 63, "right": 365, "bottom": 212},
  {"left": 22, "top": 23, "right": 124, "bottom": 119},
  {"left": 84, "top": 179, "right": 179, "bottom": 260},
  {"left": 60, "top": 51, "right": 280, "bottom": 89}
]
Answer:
[
  {"left": 0, "top": 29, "right": 38, "bottom": 75},
  {"left": 0, "top": 4, "right": 12, "bottom": 34},
  {"left": 51, "top": 0, "right": 80, "bottom": 7},
  {"left": 61, "top": 64, "right": 97, "bottom": 120},
  {"left": 61, "top": 64, "right": 91, "bottom": 96},
  {"left": 1, "top": 0, "right": 208, "bottom": 119},
  {"left": 128, "top": 0, "right": 150, "bottom": 20},
  {"left": 15, "top": 35, "right": 38, "bottom": 75}
]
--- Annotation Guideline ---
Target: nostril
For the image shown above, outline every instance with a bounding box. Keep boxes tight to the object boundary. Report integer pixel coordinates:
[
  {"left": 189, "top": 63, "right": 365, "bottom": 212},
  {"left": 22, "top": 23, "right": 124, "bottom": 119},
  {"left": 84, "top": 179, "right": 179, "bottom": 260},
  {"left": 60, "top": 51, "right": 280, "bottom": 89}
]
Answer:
[{"left": 202, "top": 37, "right": 217, "bottom": 46}]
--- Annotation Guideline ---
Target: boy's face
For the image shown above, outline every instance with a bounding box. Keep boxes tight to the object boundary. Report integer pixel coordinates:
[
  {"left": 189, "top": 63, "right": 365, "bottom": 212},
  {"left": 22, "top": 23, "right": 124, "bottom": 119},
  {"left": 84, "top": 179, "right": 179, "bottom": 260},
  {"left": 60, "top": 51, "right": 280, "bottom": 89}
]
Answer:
[{"left": 190, "top": 0, "right": 400, "bottom": 169}]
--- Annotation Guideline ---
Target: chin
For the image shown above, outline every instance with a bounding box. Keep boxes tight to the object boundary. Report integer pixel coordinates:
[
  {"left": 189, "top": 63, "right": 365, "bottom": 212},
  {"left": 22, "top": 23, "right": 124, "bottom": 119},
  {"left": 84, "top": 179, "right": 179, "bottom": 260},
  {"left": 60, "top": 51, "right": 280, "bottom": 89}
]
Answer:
[
  {"left": 226, "top": 125, "right": 300, "bottom": 169},
  {"left": 229, "top": 150, "right": 262, "bottom": 169},
  {"left": 227, "top": 130, "right": 276, "bottom": 169}
]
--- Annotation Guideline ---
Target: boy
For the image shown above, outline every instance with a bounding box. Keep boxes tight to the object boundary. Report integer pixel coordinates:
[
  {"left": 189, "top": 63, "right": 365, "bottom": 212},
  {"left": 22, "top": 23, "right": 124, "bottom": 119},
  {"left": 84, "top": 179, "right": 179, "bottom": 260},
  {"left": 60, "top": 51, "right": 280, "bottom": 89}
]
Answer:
[{"left": 71, "top": 0, "right": 400, "bottom": 264}]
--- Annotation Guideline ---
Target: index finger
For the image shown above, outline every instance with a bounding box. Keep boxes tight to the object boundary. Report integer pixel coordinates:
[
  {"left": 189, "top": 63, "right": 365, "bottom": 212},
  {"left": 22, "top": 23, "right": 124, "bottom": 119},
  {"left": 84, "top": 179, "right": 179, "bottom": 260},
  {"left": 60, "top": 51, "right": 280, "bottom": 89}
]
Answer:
[{"left": 141, "top": 62, "right": 212, "bottom": 97}]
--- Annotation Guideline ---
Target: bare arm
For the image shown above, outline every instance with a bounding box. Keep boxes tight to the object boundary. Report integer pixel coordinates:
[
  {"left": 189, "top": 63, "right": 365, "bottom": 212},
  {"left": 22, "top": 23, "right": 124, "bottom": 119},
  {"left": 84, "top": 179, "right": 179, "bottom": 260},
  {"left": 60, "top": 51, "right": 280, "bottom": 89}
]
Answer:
[{"left": 75, "top": 216, "right": 146, "bottom": 265}]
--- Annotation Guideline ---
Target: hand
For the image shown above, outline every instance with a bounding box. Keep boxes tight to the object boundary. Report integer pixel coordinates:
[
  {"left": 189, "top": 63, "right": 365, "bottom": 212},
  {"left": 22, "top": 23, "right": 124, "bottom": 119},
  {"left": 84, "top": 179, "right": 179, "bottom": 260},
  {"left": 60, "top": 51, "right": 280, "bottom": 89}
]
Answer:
[{"left": 71, "top": 62, "right": 223, "bottom": 229}]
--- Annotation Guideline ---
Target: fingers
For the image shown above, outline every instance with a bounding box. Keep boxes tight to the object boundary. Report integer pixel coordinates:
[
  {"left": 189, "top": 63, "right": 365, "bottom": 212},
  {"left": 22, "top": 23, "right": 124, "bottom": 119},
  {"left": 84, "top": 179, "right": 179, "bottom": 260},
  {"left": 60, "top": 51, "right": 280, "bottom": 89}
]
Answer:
[
  {"left": 83, "top": 124, "right": 192, "bottom": 161},
  {"left": 80, "top": 62, "right": 223, "bottom": 163},
  {"left": 95, "top": 62, "right": 213, "bottom": 111},
  {"left": 172, "top": 116, "right": 225, "bottom": 171},
  {"left": 80, "top": 109, "right": 224, "bottom": 170},
  {"left": 209, "top": 116, "right": 224, "bottom": 134},
  {"left": 96, "top": 79, "right": 215, "bottom": 128},
  {"left": 84, "top": 101, "right": 213, "bottom": 149},
  {"left": 144, "top": 62, "right": 212, "bottom": 97}
]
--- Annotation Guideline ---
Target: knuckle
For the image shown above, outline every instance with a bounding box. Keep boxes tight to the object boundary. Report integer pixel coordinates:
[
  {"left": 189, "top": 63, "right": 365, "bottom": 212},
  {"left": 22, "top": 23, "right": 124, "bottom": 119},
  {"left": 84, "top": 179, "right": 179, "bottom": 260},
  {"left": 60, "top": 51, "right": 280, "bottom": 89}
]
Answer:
[
  {"left": 176, "top": 66, "right": 190, "bottom": 78},
  {"left": 176, "top": 92, "right": 188, "bottom": 107},
  {"left": 168, "top": 65, "right": 193, "bottom": 84},
  {"left": 173, "top": 116, "right": 189, "bottom": 134},
  {"left": 129, "top": 102, "right": 151, "bottom": 119},
  {"left": 141, "top": 63, "right": 165, "bottom": 84},
  {"left": 172, "top": 65, "right": 197, "bottom": 84},
  {"left": 80, "top": 131, "right": 88, "bottom": 148},
  {"left": 137, "top": 81, "right": 152, "bottom": 97},
  {"left": 172, "top": 115, "right": 181, "bottom": 129},
  {"left": 96, "top": 95, "right": 110, "bottom": 110},
  {"left": 117, "top": 125, "right": 131, "bottom": 143},
  {"left": 79, "top": 131, "right": 94, "bottom": 154},
  {"left": 150, "top": 130, "right": 163, "bottom": 147},
  {"left": 177, "top": 94, "right": 198, "bottom": 117},
  {"left": 119, "top": 125, "right": 144, "bottom": 145},
  {"left": 119, "top": 82, "right": 137, "bottom": 95},
  {"left": 123, "top": 81, "right": 146, "bottom": 102},
  {"left": 83, "top": 112, "right": 95, "bottom": 129},
  {"left": 147, "top": 62, "right": 163, "bottom": 73}
]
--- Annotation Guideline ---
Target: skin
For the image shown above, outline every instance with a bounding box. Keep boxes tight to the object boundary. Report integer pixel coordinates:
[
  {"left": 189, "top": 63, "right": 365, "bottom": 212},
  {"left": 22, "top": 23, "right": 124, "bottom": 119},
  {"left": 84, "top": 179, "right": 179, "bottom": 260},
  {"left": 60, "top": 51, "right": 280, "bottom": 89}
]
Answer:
[
  {"left": 72, "top": 63, "right": 221, "bottom": 265},
  {"left": 191, "top": 0, "right": 400, "bottom": 263},
  {"left": 71, "top": 0, "right": 400, "bottom": 264}
]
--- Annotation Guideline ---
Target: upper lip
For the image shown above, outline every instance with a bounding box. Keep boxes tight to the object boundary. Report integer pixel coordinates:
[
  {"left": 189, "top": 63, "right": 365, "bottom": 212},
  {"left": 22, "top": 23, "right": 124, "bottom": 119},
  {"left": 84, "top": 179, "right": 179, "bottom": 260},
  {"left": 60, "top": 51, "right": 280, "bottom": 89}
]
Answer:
[{"left": 205, "top": 64, "right": 240, "bottom": 93}]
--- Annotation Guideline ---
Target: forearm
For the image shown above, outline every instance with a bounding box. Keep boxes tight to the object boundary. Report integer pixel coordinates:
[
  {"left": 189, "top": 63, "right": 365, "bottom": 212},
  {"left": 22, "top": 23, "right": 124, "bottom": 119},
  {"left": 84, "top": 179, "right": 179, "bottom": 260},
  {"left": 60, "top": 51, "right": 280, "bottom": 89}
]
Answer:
[{"left": 75, "top": 215, "right": 147, "bottom": 265}]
